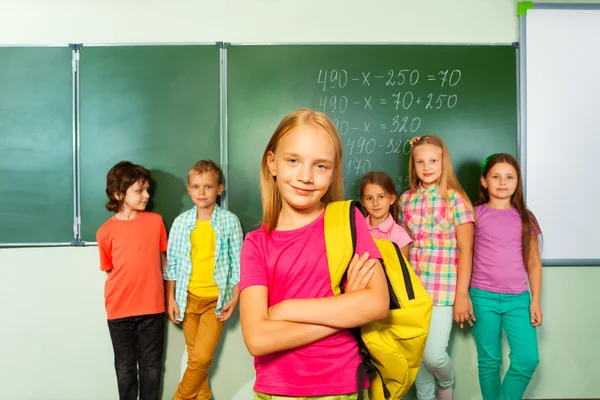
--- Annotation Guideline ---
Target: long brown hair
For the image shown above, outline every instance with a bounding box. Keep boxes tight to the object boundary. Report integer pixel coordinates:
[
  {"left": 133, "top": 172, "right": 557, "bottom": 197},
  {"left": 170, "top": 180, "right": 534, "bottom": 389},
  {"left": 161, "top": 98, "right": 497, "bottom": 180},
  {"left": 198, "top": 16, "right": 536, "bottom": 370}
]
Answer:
[
  {"left": 408, "top": 135, "right": 474, "bottom": 217},
  {"left": 260, "top": 108, "right": 344, "bottom": 232},
  {"left": 479, "top": 153, "right": 541, "bottom": 267},
  {"left": 359, "top": 171, "right": 400, "bottom": 222}
]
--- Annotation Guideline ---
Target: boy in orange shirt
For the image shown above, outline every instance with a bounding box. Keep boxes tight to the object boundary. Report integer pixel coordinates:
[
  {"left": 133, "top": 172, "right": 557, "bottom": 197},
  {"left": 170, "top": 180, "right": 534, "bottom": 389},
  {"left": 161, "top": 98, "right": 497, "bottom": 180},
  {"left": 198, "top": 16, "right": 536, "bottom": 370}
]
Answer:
[{"left": 96, "top": 161, "right": 168, "bottom": 400}]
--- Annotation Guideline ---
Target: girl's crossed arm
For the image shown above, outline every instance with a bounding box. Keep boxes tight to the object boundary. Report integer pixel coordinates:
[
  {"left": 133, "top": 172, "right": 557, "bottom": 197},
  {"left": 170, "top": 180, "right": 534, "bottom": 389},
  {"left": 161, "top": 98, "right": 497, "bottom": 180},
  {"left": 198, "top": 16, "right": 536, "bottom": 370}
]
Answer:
[
  {"left": 241, "top": 235, "right": 350, "bottom": 357},
  {"left": 267, "top": 208, "right": 389, "bottom": 329},
  {"left": 240, "top": 246, "right": 379, "bottom": 356},
  {"left": 241, "top": 286, "right": 340, "bottom": 357},
  {"left": 267, "top": 253, "right": 389, "bottom": 329}
]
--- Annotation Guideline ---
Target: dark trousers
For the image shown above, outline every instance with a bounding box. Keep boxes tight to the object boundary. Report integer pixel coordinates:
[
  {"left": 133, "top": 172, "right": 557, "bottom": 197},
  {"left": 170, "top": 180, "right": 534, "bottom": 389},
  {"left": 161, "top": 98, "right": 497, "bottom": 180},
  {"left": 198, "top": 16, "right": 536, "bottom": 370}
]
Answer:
[{"left": 107, "top": 313, "right": 165, "bottom": 400}]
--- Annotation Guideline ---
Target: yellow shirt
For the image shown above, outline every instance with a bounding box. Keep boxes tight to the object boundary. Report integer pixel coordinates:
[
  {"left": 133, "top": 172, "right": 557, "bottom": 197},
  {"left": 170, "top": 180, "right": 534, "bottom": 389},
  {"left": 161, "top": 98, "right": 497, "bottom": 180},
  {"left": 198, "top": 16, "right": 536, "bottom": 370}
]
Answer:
[{"left": 188, "top": 220, "right": 219, "bottom": 298}]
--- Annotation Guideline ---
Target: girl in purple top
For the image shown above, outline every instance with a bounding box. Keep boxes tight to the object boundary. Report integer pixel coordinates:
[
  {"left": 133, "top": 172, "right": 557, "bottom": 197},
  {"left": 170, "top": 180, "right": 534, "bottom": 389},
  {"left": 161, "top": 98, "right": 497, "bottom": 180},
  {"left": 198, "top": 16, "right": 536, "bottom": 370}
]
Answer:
[
  {"left": 359, "top": 171, "right": 413, "bottom": 259},
  {"left": 471, "top": 153, "right": 543, "bottom": 400}
]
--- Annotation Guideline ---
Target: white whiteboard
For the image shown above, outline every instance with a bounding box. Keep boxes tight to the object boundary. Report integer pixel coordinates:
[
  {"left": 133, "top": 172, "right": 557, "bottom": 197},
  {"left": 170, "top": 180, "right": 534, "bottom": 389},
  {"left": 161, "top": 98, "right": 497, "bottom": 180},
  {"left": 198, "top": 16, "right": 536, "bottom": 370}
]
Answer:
[{"left": 522, "top": 5, "right": 600, "bottom": 264}]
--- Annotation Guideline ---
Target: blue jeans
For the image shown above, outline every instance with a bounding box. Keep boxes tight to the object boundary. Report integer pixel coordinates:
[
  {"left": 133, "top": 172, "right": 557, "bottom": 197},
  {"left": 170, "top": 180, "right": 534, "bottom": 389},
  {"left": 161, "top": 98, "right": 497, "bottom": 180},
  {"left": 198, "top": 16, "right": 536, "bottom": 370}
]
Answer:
[
  {"left": 470, "top": 287, "right": 539, "bottom": 400},
  {"left": 107, "top": 313, "right": 165, "bottom": 400}
]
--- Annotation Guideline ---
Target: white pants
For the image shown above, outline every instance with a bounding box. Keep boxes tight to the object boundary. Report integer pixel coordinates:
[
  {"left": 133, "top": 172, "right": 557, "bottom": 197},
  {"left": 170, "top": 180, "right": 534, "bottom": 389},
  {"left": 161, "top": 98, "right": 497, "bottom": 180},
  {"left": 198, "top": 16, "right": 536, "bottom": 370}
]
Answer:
[{"left": 415, "top": 306, "right": 454, "bottom": 400}]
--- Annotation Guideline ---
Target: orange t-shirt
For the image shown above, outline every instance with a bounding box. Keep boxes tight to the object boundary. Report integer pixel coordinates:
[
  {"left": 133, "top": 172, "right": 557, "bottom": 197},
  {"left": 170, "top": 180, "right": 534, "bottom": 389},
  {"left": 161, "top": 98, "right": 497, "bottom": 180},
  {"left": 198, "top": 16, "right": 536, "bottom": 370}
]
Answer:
[{"left": 96, "top": 211, "right": 168, "bottom": 320}]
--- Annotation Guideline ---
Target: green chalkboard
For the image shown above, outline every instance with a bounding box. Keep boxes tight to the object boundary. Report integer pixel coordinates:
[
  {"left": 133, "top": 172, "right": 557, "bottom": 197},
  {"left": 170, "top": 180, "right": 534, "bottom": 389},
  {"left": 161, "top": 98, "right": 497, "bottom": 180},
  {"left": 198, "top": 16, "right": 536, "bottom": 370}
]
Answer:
[
  {"left": 0, "top": 47, "right": 74, "bottom": 244},
  {"left": 227, "top": 45, "right": 518, "bottom": 232},
  {"left": 79, "top": 45, "right": 221, "bottom": 242}
]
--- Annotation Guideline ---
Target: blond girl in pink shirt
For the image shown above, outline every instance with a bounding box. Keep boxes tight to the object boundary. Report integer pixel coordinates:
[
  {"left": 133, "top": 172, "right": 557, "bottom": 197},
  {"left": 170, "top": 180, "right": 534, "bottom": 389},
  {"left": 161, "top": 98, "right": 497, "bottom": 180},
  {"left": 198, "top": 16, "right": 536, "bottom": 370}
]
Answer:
[
  {"left": 239, "top": 108, "right": 389, "bottom": 400},
  {"left": 359, "top": 171, "right": 413, "bottom": 259}
]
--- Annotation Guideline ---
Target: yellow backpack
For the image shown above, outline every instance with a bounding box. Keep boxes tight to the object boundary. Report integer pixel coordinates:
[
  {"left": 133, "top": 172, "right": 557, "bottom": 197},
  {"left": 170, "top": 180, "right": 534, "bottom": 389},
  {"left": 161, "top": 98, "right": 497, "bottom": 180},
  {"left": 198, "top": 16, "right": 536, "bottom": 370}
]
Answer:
[{"left": 324, "top": 200, "right": 433, "bottom": 400}]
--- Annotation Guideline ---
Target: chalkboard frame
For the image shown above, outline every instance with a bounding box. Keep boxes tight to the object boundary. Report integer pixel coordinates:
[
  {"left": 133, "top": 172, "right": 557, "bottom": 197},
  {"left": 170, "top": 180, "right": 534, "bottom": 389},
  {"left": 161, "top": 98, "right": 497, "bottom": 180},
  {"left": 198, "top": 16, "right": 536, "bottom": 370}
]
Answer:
[
  {"left": 4, "top": 41, "right": 527, "bottom": 250},
  {"left": 77, "top": 42, "right": 225, "bottom": 246},
  {"left": 1, "top": 42, "right": 224, "bottom": 248},
  {"left": 0, "top": 44, "right": 77, "bottom": 247}
]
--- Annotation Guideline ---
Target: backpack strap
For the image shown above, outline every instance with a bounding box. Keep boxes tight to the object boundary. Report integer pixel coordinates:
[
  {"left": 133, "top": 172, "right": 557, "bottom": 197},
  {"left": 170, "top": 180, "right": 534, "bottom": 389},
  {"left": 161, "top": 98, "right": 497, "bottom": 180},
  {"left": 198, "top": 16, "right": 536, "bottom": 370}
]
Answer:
[
  {"left": 391, "top": 241, "right": 416, "bottom": 301},
  {"left": 324, "top": 200, "right": 357, "bottom": 295},
  {"left": 325, "top": 200, "right": 391, "bottom": 400}
]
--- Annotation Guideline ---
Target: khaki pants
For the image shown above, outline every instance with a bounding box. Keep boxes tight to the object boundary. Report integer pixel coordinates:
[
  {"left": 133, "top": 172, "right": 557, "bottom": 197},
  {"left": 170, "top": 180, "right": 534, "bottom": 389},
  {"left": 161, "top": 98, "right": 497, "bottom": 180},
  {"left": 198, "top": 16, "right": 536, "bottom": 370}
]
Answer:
[
  {"left": 254, "top": 391, "right": 369, "bottom": 400},
  {"left": 174, "top": 294, "right": 223, "bottom": 400}
]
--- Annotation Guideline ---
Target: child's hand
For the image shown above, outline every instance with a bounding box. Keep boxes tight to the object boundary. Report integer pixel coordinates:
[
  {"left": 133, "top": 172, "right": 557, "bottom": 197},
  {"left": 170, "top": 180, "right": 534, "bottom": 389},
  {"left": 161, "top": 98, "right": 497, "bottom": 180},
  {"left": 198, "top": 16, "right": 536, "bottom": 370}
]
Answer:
[
  {"left": 346, "top": 253, "right": 376, "bottom": 293},
  {"left": 453, "top": 294, "right": 475, "bottom": 328},
  {"left": 167, "top": 298, "right": 181, "bottom": 324},
  {"left": 218, "top": 296, "right": 239, "bottom": 322},
  {"left": 530, "top": 302, "right": 543, "bottom": 327}
]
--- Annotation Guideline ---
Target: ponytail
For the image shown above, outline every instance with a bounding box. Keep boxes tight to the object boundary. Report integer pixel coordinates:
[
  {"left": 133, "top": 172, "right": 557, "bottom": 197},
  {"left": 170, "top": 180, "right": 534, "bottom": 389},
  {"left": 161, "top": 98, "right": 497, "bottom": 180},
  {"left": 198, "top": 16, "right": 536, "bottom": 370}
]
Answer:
[{"left": 390, "top": 198, "right": 400, "bottom": 222}]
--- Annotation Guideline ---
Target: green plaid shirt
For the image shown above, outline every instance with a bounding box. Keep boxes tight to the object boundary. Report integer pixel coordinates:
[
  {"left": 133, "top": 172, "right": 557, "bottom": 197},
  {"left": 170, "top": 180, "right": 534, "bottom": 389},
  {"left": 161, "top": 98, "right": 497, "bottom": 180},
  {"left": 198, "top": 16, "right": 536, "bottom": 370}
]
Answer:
[{"left": 164, "top": 204, "right": 243, "bottom": 320}]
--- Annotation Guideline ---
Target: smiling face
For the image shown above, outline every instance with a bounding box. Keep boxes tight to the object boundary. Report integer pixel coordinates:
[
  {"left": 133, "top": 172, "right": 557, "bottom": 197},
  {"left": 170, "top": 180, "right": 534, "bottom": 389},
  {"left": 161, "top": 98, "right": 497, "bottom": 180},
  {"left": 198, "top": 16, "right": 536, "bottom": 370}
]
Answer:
[
  {"left": 412, "top": 143, "right": 443, "bottom": 188},
  {"left": 267, "top": 124, "right": 336, "bottom": 216},
  {"left": 482, "top": 161, "right": 518, "bottom": 202},
  {"left": 362, "top": 183, "right": 395, "bottom": 223}
]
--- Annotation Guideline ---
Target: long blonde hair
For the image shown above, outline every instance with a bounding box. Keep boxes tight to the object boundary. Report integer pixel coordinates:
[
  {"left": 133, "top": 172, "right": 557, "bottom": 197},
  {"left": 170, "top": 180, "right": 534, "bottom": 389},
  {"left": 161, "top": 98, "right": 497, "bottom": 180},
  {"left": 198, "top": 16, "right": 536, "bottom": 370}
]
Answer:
[
  {"left": 260, "top": 108, "right": 344, "bottom": 232},
  {"left": 408, "top": 134, "right": 474, "bottom": 216}
]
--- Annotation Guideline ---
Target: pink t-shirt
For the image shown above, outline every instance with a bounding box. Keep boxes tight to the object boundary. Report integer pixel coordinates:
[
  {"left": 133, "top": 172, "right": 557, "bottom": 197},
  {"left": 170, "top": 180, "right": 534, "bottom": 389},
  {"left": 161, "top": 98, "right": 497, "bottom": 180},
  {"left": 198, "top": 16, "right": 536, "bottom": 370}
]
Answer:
[
  {"left": 239, "top": 207, "right": 381, "bottom": 397},
  {"left": 366, "top": 214, "right": 413, "bottom": 251},
  {"left": 471, "top": 204, "right": 541, "bottom": 294}
]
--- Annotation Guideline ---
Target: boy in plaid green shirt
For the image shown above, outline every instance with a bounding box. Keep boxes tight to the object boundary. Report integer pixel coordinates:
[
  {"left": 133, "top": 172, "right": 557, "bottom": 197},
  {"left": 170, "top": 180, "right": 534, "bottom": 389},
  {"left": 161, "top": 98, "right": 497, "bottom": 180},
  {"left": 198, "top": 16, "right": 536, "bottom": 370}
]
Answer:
[{"left": 164, "top": 160, "right": 243, "bottom": 400}]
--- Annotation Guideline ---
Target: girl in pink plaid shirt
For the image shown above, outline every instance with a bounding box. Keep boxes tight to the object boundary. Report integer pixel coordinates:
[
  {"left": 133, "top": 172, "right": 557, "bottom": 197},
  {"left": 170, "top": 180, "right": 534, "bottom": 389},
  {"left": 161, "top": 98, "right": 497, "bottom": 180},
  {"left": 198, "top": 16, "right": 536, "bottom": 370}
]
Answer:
[{"left": 400, "top": 135, "right": 475, "bottom": 400}]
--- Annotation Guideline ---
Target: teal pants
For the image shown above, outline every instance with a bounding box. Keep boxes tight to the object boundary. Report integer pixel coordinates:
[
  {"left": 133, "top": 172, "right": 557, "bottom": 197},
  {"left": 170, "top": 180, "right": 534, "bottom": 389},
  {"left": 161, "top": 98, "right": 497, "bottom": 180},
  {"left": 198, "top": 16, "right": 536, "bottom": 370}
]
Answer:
[{"left": 470, "top": 287, "right": 539, "bottom": 400}]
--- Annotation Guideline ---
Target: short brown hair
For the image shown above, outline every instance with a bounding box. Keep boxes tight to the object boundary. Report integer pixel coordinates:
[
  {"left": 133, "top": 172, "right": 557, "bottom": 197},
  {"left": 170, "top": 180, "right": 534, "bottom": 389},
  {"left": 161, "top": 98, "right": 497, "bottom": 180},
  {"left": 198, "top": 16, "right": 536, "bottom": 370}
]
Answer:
[
  {"left": 188, "top": 160, "right": 224, "bottom": 185},
  {"left": 105, "top": 161, "right": 152, "bottom": 212}
]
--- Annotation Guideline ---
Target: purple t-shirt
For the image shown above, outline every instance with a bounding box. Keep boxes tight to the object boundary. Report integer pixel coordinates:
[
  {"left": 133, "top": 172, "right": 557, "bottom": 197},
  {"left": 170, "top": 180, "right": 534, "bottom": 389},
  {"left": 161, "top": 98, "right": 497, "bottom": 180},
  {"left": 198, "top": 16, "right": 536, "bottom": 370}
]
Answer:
[
  {"left": 239, "top": 207, "right": 381, "bottom": 397},
  {"left": 471, "top": 204, "right": 540, "bottom": 294}
]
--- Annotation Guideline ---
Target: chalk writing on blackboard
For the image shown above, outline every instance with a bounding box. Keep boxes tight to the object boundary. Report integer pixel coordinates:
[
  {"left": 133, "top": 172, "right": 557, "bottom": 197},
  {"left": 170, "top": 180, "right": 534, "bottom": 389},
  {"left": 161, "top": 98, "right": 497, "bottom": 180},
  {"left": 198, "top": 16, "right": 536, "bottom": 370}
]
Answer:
[{"left": 316, "top": 68, "right": 464, "bottom": 196}]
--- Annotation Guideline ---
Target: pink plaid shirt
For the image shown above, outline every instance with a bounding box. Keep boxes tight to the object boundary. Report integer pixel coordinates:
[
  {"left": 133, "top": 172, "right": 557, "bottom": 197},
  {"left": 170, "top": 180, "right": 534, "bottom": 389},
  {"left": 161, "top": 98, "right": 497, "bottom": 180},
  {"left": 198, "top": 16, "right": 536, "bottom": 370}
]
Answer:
[{"left": 400, "top": 185, "right": 474, "bottom": 306}]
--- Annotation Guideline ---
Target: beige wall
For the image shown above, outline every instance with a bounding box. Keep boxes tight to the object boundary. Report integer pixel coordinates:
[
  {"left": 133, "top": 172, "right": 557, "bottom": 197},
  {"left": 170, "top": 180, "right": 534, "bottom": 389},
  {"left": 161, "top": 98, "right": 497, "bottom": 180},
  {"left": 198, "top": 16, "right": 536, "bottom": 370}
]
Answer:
[
  {"left": 1, "top": 1, "right": 598, "bottom": 399},
  {"left": 1, "top": 0, "right": 516, "bottom": 45}
]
